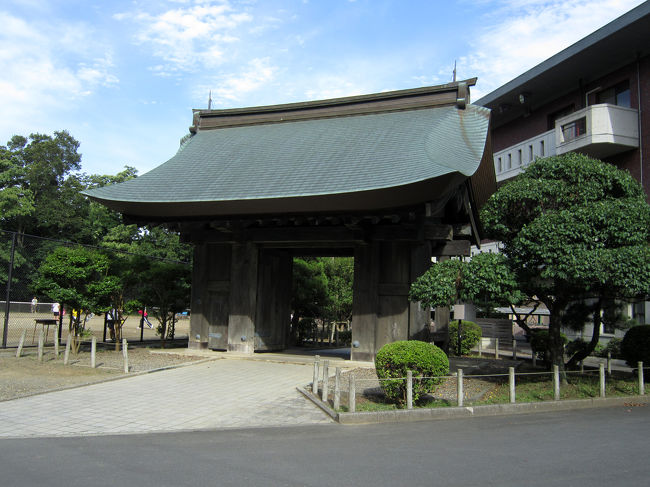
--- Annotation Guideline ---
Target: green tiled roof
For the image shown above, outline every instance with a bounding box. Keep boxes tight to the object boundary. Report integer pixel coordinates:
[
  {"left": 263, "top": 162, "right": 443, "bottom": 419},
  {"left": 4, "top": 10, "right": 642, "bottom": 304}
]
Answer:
[{"left": 85, "top": 104, "right": 490, "bottom": 215}]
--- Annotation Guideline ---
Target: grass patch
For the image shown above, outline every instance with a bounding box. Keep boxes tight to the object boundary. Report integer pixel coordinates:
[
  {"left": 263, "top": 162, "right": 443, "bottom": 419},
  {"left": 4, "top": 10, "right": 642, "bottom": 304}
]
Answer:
[
  {"left": 470, "top": 372, "right": 642, "bottom": 405},
  {"left": 338, "top": 371, "right": 643, "bottom": 412}
]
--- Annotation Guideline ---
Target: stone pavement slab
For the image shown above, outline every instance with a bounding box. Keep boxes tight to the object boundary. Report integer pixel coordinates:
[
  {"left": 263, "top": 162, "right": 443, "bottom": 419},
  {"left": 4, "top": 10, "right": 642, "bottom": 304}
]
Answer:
[{"left": 0, "top": 359, "right": 332, "bottom": 439}]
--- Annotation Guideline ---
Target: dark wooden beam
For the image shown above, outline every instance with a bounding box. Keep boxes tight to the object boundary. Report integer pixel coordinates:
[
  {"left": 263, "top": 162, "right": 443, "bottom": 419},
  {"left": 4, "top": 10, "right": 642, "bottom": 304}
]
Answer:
[{"left": 432, "top": 240, "right": 471, "bottom": 257}]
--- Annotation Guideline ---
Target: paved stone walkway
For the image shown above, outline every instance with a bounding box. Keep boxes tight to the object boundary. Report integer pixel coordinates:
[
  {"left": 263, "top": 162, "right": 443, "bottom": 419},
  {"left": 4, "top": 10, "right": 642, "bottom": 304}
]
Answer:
[{"left": 0, "top": 358, "right": 333, "bottom": 439}]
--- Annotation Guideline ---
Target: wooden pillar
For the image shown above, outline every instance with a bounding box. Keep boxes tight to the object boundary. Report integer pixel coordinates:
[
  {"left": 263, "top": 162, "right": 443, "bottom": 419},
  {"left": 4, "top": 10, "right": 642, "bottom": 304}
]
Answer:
[
  {"left": 189, "top": 243, "right": 231, "bottom": 350},
  {"left": 408, "top": 241, "right": 432, "bottom": 341},
  {"left": 351, "top": 242, "right": 380, "bottom": 362},
  {"left": 254, "top": 250, "right": 292, "bottom": 351},
  {"left": 227, "top": 242, "right": 258, "bottom": 353},
  {"left": 352, "top": 241, "right": 427, "bottom": 361},
  {"left": 375, "top": 241, "right": 410, "bottom": 352}
]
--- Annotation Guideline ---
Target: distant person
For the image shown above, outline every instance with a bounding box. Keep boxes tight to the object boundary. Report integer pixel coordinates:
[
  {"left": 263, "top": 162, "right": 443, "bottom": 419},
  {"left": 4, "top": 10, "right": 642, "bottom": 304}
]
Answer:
[
  {"left": 31, "top": 297, "right": 38, "bottom": 313},
  {"left": 52, "top": 302, "right": 60, "bottom": 319}
]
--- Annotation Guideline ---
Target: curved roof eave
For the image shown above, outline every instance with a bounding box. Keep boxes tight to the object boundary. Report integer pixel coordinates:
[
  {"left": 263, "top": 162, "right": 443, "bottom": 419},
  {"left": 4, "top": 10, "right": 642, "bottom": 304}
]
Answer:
[{"left": 85, "top": 104, "right": 492, "bottom": 219}]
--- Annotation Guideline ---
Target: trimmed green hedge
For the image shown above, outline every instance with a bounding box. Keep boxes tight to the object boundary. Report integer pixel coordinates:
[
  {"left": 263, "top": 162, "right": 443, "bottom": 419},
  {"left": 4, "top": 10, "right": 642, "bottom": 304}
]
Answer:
[
  {"left": 375, "top": 340, "right": 449, "bottom": 404},
  {"left": 621, "top": 325, "right": 650, "bottom": 366},
  {"left": 448, "top": 320, "right": 482, "bottom": 356}
]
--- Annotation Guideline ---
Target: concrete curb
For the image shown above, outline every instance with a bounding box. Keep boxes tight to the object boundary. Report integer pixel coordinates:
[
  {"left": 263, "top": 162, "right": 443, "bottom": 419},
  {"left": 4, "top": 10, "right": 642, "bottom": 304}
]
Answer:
[{"left": 299, "top": 387, "right": 648, "bottom": 425}]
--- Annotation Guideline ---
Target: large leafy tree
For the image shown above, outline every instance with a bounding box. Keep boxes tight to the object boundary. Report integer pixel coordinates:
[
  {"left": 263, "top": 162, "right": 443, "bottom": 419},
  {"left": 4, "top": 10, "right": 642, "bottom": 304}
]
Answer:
[
  {"left": 409, "top": 252, "right": 524, "bottom": 314},
  {"left": 479, "top": 154, "right": 650, "bottom": 370},
  {"left": 322, "top": 257, "right": 354, "bottom": 325},
  {"left": 0, "top": 132, "right": 81, "bottom": 239},
  {"left": 33, "top": 246, "right": 120, "bottom": 351}
]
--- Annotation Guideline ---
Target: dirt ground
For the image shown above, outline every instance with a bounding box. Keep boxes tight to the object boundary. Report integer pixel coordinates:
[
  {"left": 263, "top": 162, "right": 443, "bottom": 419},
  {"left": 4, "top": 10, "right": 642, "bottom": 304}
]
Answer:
[{"left": 0, "top": 346, "right": 207, "bottom": 402}]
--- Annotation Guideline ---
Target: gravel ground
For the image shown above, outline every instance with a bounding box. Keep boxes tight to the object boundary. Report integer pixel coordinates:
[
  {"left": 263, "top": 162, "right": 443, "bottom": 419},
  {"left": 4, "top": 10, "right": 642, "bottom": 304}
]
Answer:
[{"left": 0, "top": 347, "right": 208, "bottom": 401}]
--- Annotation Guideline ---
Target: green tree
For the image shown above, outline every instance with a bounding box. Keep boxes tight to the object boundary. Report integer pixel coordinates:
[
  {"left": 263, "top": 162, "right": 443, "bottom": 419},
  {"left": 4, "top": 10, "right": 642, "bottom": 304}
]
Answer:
[
  {"left": 409, "top": 252, "right": 523, "bottom": 317},
  {"left": 290, "top": 258, "right": 330, "bottom": 342},
  {"left": 0, "top": 132, "right": 81, "bottom": 239},
  {"left": 322, "top": 257, "right": 354, "bottom": 325},
  {"left": 480, "top": 154, "right": 650, "bottom": 370},
  {"left": 33, "top": 246, "right": 119, "bottom": 352},
  {"left": 129, "top": 257, "right": 191, "bottom": 344}
]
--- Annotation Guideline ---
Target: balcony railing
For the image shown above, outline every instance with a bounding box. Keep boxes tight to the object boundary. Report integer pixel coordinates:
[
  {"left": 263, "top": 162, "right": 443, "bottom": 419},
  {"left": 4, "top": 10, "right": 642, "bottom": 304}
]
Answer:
[
  {"left": 493, "top": 130, "right": 556, "bottom": 182},
  {"left": 555, "top": 103, "right": 639, "bottom": 158},
  {"left": 493, "top": 104, "right": 639, "bottom": 182}
]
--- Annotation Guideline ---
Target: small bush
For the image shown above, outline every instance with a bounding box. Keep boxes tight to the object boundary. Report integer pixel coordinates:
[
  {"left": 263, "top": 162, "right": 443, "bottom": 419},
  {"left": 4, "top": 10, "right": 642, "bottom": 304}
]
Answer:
[
  {"left": 621, "top": 326, "right": 650, "bottom": 366},
  {"left": 375, "top": 340, "right": 449, "bottom": 404},
  {"left": 530, "top": 330, "right": 567, "bottom": 363},
  {"left": 566, "top": 339, "right": 590, "bottom": 358},
  {"left": 598, "top": 337, "right": 622, "bottom": 359},
  {"left": 448, "top": 320, "right": 482, "bottom": 356}
]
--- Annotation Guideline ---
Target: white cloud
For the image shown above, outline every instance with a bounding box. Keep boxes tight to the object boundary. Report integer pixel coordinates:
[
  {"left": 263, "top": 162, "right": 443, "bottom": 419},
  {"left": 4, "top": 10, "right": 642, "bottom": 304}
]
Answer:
[
  {"left": 461, "top": 0, "right": 645, "bottom": 99},
  {"left": 115, "top": 0, "right": 254, "bottom": 74},
  {"left": 206, "top": 57, "right": 278, "bottom": 103},
  {"left": 0, "top": 11, "right": 119, "bottom": 139}
]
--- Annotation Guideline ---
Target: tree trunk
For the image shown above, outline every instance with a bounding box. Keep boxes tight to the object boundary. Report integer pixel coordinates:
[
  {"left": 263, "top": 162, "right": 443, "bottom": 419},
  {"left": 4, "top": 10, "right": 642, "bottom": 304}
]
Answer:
[
  {"left": 566, "top": 299, "right": 602, "bottom": 368},
  {"left": 547, "top": 304, "right": 567, "bottom": 382}
]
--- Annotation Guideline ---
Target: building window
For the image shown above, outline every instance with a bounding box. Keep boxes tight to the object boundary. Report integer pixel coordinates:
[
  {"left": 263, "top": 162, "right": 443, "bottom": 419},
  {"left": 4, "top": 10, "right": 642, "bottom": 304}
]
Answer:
[
  {"left": 561, "top": 117, "right": 587, "bottom": 142},
  {"left": 497, "top": 157, "right": 502, "bottom": 172},
  {"left": 596, "top": 81, "right": 631, "bottom": 108},
  {"left": 548, "top": 104, "right": 575, "bottom": 130},
  {"left": 507, "top": 153, "right": 512, "bottom": 169},
  {"left": 528, "top": 144, "right": 534, "bottom": 163},
  {"left": 632, "top": 301, "right": 646, "bottom": 326},
  {"left": 517, "top": 149, "right": 522, "bottom": 166},
  {"left": 540, "top": 140, "right": 545, "bottom": 156}
]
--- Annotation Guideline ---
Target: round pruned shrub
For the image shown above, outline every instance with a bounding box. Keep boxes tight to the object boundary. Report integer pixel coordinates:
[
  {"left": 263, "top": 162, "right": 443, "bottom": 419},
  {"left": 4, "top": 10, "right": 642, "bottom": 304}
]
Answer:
[
  {"left": 530, "top": 329, "right": 567, "bottom": 364},
  {"left": 375, "top": 340, "right": 449, "bottom": 404},
  {"left": 621, "top": 325, "right": 650, "bottom": 366},
  {"left": 596, "top": 337, "right": 622, "bottom": 359},
  {"left": 448, "top": 320, "right": 482, "bottom": 356}
]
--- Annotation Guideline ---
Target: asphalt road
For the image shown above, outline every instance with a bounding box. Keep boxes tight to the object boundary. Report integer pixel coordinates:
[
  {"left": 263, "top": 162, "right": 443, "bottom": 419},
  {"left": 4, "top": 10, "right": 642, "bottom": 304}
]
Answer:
[{"left": 1, "top": 405, "right": 648, "bottom": 486}]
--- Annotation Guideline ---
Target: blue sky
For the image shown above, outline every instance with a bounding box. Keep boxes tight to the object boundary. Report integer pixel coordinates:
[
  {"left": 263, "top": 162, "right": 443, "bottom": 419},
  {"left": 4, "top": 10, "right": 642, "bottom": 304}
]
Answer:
[{"left": 0, "top": 0, "right": 645, "bottom": 176}]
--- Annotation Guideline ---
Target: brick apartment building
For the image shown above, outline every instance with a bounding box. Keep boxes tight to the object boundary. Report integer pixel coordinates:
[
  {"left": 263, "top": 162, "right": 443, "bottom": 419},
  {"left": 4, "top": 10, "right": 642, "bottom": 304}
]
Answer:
[{"left": 475, "top": 1, "right": 650, "bottom": 330}]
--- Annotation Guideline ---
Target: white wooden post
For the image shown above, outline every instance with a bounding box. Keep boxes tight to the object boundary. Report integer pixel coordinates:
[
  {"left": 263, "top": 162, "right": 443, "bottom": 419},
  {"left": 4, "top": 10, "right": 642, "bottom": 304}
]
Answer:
[
  {"left": 312, "top": 356, "right": 320, "bottom": 395},
  {"left": 495, "top": 338, "right": 499, "bottom": 360},
  {"left": 16, "top": 330, "right": 26, "bottom": 358},
  {"left": 91, "top": 336, "right": 97, "bottom": 368},
  {"left": 478, "top": 339, "right": 482, "bottom": 358},
  {"left": 509, "top": 367, "right": 516, "bottom": 403},
  {"left": 37, "top": 330, "right": 44, "bottom": 362},
  {"left": 553, "top": 365, "right": 560, "bottom": 401},
  {"left": 333, "top": 367, "right": 341, "bottom": 410},
  {"left": 321, "top": 360, "right": 329, "bottom": 402},
  {"left": 63, "top": 333, "right": 72, "bottom": 365},
  {"left": 599, "top": 362, "right": 606, "bottom": 398},
  {"left": 638, "top": 362, "right": 645, "bottom": 396},
  {"left": 53, "top": 325, "right": 59, "bottom": 357},
  {"left": 122, "top": 338, "right": 129, "bottom": 373},
  {"left": 349, "top": 376, "right": 356, "bottom": 413},
  {"left": 457, "top": 368, "right": 464, "bottom": 407},
  {"left": 406, "top": 370, "right": 413, "bottom": 410}
]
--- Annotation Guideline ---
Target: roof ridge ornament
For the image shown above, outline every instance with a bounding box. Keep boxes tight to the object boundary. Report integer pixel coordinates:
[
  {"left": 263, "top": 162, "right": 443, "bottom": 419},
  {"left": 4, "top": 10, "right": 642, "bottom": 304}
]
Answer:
[{"left": 456, "top": 81, "right": 468, "bottom": 109}]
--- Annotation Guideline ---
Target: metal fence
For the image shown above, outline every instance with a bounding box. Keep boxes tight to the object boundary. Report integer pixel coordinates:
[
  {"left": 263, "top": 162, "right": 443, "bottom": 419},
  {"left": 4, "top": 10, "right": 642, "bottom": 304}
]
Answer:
[{"left": 1, "top": 230, "right": 190, "bottom": 348}]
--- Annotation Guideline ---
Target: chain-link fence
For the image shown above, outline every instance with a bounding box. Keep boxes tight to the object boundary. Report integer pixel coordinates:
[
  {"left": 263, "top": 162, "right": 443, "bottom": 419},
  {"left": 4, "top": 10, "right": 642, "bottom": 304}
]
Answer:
[{"left": 1, "top": 230, "right": 191, "bottom": 348}]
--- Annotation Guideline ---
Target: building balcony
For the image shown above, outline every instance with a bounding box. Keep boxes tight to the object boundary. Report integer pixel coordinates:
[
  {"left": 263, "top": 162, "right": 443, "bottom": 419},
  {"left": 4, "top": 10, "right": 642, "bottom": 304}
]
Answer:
[
  {"left": 555, "top": 103, "right": 639, "bottom": 158},
  {"left": 493, "top": 130, "right": 556, "bottom": 182}
]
